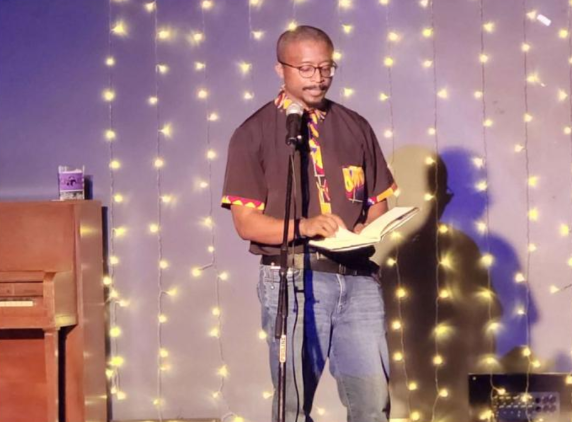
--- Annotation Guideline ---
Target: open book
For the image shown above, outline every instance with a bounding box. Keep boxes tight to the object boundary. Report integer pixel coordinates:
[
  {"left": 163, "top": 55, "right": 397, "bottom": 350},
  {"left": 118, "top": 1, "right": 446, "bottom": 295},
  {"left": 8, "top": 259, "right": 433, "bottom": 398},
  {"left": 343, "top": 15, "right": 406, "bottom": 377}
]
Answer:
[{"left": 309, "top": 206, "right": 419, "bottom": 252}]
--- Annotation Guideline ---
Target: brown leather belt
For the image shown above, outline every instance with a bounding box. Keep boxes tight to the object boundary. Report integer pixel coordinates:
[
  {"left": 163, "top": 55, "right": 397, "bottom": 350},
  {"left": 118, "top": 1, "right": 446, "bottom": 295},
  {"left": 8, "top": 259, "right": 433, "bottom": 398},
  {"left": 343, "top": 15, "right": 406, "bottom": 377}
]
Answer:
[{"left": 260, "top": 252, "right": 375, "bottom": 277}]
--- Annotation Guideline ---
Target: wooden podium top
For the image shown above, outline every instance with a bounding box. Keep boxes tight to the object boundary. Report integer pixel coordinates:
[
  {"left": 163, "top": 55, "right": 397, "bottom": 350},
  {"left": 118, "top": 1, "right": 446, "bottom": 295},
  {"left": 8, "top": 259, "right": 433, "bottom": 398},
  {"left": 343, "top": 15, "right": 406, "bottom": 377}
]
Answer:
[{"left": 0, "top": 200, "right": 102, "bottom": 272}]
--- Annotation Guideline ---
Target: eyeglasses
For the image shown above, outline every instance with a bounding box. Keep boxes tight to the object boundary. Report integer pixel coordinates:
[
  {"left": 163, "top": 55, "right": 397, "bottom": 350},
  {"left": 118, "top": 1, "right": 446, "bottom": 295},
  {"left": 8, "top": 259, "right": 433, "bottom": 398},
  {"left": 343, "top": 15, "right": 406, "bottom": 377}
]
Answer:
[{"left": 278, "top": 61, "right": 338, "bottom": 78}]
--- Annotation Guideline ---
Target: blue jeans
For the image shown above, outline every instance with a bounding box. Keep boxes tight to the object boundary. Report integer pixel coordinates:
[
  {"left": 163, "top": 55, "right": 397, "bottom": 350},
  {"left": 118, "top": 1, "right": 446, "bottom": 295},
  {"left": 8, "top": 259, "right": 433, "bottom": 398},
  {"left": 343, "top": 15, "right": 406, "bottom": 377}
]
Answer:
[{"left": 257, "top": 265, "right": 390, "bottom": 422}]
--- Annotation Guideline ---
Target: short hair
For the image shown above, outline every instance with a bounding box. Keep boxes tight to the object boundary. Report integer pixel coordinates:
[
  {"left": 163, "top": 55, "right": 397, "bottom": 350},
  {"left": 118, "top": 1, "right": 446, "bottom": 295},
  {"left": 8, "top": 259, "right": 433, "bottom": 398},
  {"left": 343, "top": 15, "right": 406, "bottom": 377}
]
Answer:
[{"left": 276, "top": 25, "right": 334, "bottom": 62}]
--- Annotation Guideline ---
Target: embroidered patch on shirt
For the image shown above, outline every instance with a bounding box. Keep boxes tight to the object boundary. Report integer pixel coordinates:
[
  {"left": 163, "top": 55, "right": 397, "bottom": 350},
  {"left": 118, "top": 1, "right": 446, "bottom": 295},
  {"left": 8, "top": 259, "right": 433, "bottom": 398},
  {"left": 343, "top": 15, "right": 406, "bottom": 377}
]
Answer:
[{"left": 342, "top": 165, "right": 365, "bottom": 203}]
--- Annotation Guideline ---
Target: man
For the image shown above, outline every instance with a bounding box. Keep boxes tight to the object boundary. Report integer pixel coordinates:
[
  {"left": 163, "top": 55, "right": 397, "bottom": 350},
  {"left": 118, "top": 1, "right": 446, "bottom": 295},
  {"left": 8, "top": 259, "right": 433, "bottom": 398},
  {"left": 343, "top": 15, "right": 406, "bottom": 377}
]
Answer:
[{"left": 222, "top": 25, "right": 396, "bottom": 422}]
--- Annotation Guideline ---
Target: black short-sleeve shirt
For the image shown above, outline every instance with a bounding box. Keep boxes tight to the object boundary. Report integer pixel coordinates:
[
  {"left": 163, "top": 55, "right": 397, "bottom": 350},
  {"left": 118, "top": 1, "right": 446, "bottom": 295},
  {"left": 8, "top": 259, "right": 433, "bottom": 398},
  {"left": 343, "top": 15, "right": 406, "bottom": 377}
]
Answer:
[{"left": 222, "top": 98, "right": 396, "bottom": 256}]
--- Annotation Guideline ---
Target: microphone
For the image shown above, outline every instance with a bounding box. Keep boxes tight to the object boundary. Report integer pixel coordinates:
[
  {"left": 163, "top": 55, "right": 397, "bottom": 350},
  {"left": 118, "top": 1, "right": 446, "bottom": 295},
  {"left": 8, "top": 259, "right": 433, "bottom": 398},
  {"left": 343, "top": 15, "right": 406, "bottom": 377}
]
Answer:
[{"left": 285, "top": 103, "right": 304, "bottom": 146}]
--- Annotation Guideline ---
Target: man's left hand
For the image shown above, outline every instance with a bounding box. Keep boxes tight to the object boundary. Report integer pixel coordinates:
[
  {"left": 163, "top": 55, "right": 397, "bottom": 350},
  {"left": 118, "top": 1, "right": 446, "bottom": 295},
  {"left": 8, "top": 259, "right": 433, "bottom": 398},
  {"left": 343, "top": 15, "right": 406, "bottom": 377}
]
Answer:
[{"left": 354, "top": 223, "right": 366, "bottom": 234}]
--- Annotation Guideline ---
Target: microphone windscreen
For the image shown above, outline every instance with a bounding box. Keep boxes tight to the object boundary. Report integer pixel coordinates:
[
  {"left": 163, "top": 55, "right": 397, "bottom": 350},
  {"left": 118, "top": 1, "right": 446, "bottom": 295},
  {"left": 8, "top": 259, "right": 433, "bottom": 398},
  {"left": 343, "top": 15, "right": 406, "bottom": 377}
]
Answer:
[{"left": 286, "top": 102, "right": 304, "bottom": 117}]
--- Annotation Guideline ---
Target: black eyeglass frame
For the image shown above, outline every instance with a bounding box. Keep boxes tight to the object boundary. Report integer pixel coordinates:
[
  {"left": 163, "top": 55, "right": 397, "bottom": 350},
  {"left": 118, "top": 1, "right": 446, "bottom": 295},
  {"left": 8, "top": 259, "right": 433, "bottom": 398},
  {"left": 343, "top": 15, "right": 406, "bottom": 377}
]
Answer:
[{"left": 278, "top": 60, "right": 338, "bottom": 78}]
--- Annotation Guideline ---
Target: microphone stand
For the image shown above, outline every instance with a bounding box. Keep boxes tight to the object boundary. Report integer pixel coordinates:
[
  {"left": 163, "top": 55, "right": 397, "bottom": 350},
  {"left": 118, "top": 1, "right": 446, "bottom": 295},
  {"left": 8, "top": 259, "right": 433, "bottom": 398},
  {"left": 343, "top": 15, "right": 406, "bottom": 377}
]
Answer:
[{"left": 275, "top": 131, "right": 302, "bottom": 422}]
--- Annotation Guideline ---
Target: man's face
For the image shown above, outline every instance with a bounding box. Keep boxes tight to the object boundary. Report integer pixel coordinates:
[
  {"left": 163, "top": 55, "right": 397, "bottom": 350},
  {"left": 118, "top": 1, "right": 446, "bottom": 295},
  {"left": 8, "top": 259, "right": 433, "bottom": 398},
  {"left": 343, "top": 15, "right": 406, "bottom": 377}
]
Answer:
[{"left": 275, "top": 39, "right": 334, "bottom": 110}]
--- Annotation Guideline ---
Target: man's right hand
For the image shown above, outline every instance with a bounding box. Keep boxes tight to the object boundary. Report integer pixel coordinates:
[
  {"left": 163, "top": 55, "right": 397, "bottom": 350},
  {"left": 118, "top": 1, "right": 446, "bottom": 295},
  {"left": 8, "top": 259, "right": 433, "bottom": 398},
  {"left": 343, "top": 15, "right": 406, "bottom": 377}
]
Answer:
[{"left": 299, "top": 214, "right": 347, "bottom": 238}]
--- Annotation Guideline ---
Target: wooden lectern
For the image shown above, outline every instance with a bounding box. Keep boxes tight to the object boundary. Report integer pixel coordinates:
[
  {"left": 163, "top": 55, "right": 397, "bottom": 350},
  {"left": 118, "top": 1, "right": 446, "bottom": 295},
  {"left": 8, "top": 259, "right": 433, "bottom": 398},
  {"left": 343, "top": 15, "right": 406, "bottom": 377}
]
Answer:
[{"left": 0, "top": 201, "right": 107, "bottom": 422}]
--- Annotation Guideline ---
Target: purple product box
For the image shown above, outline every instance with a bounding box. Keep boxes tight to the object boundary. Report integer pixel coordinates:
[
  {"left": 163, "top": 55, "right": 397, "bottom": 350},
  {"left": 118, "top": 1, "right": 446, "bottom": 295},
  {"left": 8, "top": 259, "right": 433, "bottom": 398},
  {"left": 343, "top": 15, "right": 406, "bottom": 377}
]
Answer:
[{"left": 58, "top": 166, "right": 85, "bottom": 200}]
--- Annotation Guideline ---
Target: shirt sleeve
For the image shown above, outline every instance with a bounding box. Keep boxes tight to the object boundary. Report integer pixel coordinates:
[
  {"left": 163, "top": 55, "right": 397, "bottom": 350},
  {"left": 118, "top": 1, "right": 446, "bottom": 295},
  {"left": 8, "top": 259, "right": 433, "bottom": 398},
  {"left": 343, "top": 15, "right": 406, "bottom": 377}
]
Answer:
[
  {"left": 221, "top": 124, "right": 267, "bottom": 211},
  {"left": 363, "top": 123, "right": 397, "bottom": 206}
]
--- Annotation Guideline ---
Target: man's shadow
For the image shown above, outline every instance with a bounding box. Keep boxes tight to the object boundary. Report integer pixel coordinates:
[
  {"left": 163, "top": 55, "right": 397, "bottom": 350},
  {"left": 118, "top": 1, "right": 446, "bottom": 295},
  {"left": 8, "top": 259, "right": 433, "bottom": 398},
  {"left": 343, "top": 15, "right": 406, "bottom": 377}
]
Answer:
[{"left": 373, "top": 145, "right": 539, "bottom": 421}]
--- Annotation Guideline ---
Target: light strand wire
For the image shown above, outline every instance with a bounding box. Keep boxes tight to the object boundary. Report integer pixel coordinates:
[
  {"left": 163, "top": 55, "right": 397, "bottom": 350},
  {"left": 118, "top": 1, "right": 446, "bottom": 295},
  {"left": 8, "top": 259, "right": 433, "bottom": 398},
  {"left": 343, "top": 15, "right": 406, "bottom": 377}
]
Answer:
[
  {"left": 196, "top": 2, "right": 231, "bottom": 417},
  {"left": 151, "top": 1, "right": 168, "bottom": 419},
  {"left": 567, "top": 0, "right": 572, "bottom": 402},
  {"left": 382, "top": 1, "right": 414, "bottom": 418},
  {"left": 426, "top": 1, "right": 444, "bottom": 421},
  {"left": 477, "top": 0, "right": 498, "bottom": 412},
  {"left": 520, "top": 2, "right": 533, "bottom": 420},
  {"left": 106, "top": 0, "right": 122, "bottom": 403}
]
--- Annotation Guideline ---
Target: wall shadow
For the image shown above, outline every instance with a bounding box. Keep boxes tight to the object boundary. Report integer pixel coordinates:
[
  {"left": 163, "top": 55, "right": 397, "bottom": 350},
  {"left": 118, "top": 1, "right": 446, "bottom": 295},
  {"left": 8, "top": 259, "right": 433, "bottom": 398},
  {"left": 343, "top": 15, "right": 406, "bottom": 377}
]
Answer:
[{"left": 372, "top": 145, "right": 539, "bottom": 421}]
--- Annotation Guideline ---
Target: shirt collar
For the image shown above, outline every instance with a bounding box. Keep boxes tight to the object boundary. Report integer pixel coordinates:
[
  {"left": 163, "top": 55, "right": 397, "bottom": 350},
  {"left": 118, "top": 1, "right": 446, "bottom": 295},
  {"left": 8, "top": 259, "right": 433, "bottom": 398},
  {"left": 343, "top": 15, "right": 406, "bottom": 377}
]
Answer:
[{"left": 274, "top": 88, "right": 327, "bottom": 122}]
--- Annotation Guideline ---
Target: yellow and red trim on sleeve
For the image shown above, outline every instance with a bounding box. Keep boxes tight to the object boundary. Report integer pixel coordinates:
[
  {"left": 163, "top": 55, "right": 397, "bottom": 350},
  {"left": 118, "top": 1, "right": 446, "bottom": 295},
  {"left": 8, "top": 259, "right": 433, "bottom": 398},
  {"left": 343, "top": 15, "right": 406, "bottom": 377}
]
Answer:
[
  {"left": 221, "top": 195, "right": 265, "bottom": 211},
  {"left": 367, "top": 183, "right": 398, "bottom": 206}
]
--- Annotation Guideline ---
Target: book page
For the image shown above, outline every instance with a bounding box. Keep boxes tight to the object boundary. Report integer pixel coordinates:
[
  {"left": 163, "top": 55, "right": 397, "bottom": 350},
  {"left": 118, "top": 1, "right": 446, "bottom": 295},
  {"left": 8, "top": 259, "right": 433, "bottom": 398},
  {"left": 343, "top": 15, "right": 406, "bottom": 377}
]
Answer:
[
  {"left": 309, "top": 206, "right": 419, "bottom": 252},
  {"left": 360, "top": 206, "right": 418, "bottom": 239}
]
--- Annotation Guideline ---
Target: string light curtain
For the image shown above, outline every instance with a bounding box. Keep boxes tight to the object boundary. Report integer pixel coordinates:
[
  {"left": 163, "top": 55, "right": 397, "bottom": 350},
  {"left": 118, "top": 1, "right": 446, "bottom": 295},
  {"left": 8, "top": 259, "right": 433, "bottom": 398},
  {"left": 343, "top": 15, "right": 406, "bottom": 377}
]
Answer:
[{"left": 4, "top": 1, "right": 572, "bottom": 421}]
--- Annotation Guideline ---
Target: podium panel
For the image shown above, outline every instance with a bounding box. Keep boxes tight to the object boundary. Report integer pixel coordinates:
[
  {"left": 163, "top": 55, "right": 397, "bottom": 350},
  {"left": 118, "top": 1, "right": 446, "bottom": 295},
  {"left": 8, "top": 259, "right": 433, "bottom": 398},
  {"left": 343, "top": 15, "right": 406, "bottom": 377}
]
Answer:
[{"left": 0, "top": 201, "right": 107, "bottom": 422}]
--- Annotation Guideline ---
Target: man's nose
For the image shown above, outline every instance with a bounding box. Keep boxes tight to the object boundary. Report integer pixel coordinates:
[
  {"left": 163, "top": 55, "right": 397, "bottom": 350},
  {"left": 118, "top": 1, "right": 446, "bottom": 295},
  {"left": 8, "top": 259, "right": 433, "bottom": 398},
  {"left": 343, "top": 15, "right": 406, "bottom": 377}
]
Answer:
[{"left": 310, "top": 70, "right": 324, "bottom": 84}]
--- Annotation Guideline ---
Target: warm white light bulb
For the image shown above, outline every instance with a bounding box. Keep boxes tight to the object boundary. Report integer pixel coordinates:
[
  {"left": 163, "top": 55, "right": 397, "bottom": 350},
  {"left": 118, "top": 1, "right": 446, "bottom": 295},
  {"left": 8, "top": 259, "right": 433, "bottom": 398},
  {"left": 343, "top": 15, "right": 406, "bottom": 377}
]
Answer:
[
  {"left": 110, "top": 326, "right": 122, "bottom": 337},
  {"left": 481, "top": 254, "right": 494, "bottom": 268},
  {"left": 103, "top": 89, "right": 116, "bottom": 102},
  {"left": 197, "top": 89, "right": 209, "bottom": 99},
  {"left": 191, "top": 32, "right": 205, "bottom": 43},
  {"left": 388, "top": 32, "right": 400, "bottom": 42},
  {"left": 239, "top": 61, "right": 252, "bottom": 74},
  {"left": 514, "top": 272, "right": 525, "bottom": 283},
  {"left": 252, "top": 30, "right": 264, "bottom": 40},
  {"left": 157, "top": 28, "right": 172, "bottom": 40},
  {"left": 160, "top": 124, "right": 172, "bottom": 137},
  {"left": 483, "top": 22, "right": 495, "bottom": 33},
  {"left": 341, "top": 24, "right": 354, "bottom": 35},
  {"left": 109, "top": 160, "right": 121, "bottom": 170},
  {"left": 528, "top": 208, "right": 539, "bottom": 221},
  {"left": 105, "top": 129, "right": 117, "bottom": 141},
  {"left": 218, "top": 365, "right": 228, "bottom": 377},
  {"left": 111, "top": 21, "right": 128, "bottom": 36}
]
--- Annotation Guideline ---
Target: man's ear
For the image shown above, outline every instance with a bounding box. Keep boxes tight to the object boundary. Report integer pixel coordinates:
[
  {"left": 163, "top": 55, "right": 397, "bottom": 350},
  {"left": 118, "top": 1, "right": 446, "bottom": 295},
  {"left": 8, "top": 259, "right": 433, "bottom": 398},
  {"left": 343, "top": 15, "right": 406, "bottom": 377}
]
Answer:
[{"left": 275, "top": 62, "right": 284, "bottom": 79}]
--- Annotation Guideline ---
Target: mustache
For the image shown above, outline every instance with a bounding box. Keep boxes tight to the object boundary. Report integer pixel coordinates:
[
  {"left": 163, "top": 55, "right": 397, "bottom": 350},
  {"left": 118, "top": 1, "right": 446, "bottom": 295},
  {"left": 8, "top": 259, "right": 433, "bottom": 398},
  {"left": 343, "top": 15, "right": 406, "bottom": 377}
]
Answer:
[{"left": 303, "top": 85, "right": 327, "bottom": 91}]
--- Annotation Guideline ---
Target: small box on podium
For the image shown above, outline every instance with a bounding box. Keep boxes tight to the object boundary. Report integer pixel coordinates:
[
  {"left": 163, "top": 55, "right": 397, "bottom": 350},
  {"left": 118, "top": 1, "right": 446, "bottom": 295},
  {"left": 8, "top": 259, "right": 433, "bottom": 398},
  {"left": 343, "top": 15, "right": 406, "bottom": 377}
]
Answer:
[{"left": 58, "top": 166, "right": 85, "bottom": 200}]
